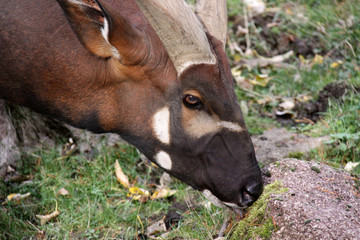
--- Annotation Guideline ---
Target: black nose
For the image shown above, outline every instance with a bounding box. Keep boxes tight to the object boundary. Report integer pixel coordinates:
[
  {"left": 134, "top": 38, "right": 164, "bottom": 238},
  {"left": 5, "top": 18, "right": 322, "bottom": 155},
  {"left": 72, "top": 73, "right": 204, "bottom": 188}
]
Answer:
[{"left": 240, "top": 181, "right": 263, "bottom": 207}]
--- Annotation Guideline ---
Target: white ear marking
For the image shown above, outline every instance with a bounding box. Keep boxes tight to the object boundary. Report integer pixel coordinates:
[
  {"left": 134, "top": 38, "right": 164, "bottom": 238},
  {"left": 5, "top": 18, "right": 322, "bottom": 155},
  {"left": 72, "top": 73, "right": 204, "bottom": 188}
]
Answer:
[
  {"left": 154, "top": 151, "right": 172, "bottom": 170},
  {"left": 101, "top": 18, "right": 110, "bottom": 42},
  {"left": 101, "top": 18, "right": 120, "bottom": 59},
  {"left": 152, "top": 107, "right": 171, "bottom": 144}
]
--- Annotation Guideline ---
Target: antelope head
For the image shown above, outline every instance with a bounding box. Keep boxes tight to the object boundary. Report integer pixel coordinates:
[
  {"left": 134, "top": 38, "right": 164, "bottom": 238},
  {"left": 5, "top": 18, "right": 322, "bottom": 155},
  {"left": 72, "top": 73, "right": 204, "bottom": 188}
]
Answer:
[{"left": 56, "top": 0, "right": 263, "bottom": 210}]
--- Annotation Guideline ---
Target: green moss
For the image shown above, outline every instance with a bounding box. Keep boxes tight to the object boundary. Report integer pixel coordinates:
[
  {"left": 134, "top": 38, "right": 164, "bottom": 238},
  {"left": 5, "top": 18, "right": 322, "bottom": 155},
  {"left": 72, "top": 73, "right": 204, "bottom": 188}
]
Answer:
[
  {"left": 230, "top": 181, "right": 288, "bottom": 240},
  {"left": 310, "top": 166, "right": 321, "bottom": 173},
  {"left": 288, "top": 152, "right": 305, "bottom": 159}
]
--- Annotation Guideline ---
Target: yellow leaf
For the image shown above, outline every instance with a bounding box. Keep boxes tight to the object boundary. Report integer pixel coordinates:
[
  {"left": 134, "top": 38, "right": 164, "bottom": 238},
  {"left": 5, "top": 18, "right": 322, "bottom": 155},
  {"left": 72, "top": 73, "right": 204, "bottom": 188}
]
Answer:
[
  {"left": 233, "top": 54, "right": 242, "bottom": 62},
  {"left": 7, "top": 193, "right": 17, "bottom": 201},
  {"left": 127, "top": 187, "right": 150, "bottom": 200},
  {"left": 150, "top": 188, "right": 177, "bottom": 200},
  {"left": 330, "top": 60, "right": 343, "bottom": 68},
  {"left": 256, "top": 97, "right": 273, "bottom": 105},
  {"left": 6, "top": 192, "right": 30, "bottom": 203},
  {"left": 299, "top": 55, "right": 306, "bottom": 64},
  {"left": 249, "top": 74, "right": 272, "bottom": 87},
  {"left": 312, "top": 54, "right": 323, "bottom": 65},
  {"left": 231, "top": 66, "right": 242, "bottom": 77},
  {"left": 115, "top": 160, "right": 130, "bottom": 188},
  {"left": 285, "top": 8, "right": 293, "bottom": 15},
  {"left": 330, "top": 62, "right": 339, "bottom": 68}
]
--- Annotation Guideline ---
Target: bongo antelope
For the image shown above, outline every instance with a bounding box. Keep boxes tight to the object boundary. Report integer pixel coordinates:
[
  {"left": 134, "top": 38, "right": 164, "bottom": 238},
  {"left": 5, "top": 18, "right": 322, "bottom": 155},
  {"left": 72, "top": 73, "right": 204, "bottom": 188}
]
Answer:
[{"left": 0, "top": 0, "right": 263, "bottom": 211}]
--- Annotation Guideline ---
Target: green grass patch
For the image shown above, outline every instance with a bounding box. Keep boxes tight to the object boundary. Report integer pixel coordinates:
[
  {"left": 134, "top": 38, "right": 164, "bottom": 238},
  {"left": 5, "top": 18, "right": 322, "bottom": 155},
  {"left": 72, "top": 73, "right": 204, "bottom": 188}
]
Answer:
[
  {"left": 230, "top": 181, "right": 288, "bottom": 240},
  {"left": 0, "top": 143, "right": 227, "bottom": 239}
]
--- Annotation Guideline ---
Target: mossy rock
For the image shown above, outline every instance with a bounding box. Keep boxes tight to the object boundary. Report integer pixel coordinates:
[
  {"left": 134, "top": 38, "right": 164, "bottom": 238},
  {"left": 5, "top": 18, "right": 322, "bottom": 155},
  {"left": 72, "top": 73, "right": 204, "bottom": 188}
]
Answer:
[{"left": 230, "top": 181, "right": 288, "bottom": 240}]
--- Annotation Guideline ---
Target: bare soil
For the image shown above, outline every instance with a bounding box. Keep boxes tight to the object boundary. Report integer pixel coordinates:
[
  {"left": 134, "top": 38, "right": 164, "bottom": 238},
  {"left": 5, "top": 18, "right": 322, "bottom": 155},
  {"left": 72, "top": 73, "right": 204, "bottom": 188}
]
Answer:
[{"left": 252, "top": 128, "right": 328, "bottom": 166}]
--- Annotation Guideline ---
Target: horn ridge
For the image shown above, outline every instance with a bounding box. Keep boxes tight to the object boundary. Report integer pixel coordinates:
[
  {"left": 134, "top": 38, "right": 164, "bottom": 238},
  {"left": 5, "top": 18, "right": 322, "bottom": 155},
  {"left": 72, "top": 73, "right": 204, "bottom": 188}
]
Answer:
[
  {"left": 135, "top": 0, "right": 216, "bottom": 76},
  {"left": 195, "top": 0, "right": 228, "bottom": 49}
]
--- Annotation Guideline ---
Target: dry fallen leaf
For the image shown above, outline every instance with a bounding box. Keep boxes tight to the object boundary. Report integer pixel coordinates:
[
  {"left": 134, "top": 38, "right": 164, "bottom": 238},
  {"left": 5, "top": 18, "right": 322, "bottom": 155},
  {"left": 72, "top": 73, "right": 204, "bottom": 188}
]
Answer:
[
  {"left": 146, "top": 216, "right": 167, "bottom": 237},
  {"left": 239, "top": 51, "right": 294, "bottom": 69},
  {"left": 344, "top": 162, "right": 360, "bottom": 172},
  {"left": 151, "top": 188, "right": 177, "bottom": 200},
  {"left": 36, "top": 210, "right": 60, "bottom": 225},
  {"left": 312, "top": 54, "right": 323, "bottom": 65},
  {"left": 5, "top": 192, "right": 31, "bottom": 204},
  {"left": 278, "top": 99, "right": 295, "bottom": 111},
  {"left": 330, "top": 60, "right": 343, "bottom": 68},
  {"left": 249, "top": 74, "right": 272, "bottom": 87},
  {"left": 159, "top": 173, "right": 172, "bottom": 188},
  {"left": 127, "top": 187, "right": 150, "bottom": 201},
  {"left": 115, "top": 160, "right": 130, "bottom": 188},
  {"left": 57, "top": 188, "right": 69, "bottom": 196},
  {"left": 243, "top": 0, "right": 266, "bottom": 14}
]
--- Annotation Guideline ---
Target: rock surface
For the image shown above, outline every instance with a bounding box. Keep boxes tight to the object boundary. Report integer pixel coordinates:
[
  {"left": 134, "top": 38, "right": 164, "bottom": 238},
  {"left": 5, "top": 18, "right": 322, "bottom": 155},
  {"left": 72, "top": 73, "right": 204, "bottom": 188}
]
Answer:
[
  {"left": 263, "top": 159, "right": 360, "bottom": 240},
  {"left": 252, "top": 128, "right": 329, "bottom": 166}
]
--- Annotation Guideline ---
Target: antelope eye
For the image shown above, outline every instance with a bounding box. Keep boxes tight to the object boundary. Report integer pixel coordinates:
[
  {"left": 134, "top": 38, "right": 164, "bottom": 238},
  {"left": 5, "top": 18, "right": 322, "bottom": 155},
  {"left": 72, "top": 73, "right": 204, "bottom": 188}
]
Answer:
[{"left": 183, "top": 94, "right": 202, "bottom": 109}]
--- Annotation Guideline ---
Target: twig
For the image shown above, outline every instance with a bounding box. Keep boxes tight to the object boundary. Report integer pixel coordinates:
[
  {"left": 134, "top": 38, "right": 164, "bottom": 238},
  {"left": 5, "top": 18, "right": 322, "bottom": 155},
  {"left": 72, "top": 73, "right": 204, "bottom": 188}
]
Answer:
[
  {"left": 319, "top": 118, "right": 330, "bottom": 129},
  {"left": 344, "top": 40, "right": 356, "bottom": 57},
  {"left": 343, "top": 175, "right": 359, "bottom": 181},
  {"left": 272, "top": 216, "right": 278, "bottom": 231},
  {"left": 250, "top": 21, "right": 271, "bottom": 56},
  {"left": 294, "top": 117, "right": 315, "bottom": 125},
  {"left": 218, "top": 215, "right": 231, "bottom": 238},
  {"left": 87, "top": 195, "right": 91, "bottom": 229},
  {"left": 351, "top": 190, "right": 360, "bottom": 198},
  {"left": 27, "top": 220, "right": 44, "bottom": 234},
  {"left": 243, "top": 5, "right": 251, "bottom": 54},
  {"left": 316, "top": 186, "right": 338, "bottom": 197}
]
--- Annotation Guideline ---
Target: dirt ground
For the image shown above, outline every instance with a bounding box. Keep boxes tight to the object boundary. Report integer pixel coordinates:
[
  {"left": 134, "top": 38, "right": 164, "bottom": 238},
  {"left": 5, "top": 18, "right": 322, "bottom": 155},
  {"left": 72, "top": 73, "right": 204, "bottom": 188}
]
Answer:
[
  {"left": 252, "top": 128, "right": 328, "bottom": 166},
  {"left": 263, "top": 159, "right": 360, "bottom": 240}
]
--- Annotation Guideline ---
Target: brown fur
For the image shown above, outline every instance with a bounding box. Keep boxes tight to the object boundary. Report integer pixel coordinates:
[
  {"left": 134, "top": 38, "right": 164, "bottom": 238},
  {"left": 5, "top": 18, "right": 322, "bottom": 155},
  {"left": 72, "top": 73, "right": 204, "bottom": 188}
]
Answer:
[{"left": 0, "top": 0, "right": 263, "bottom": 208}]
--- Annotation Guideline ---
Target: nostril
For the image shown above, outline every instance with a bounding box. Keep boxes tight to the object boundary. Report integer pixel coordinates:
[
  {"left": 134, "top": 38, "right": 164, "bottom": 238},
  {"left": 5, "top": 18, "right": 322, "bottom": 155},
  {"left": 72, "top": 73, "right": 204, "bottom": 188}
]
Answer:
[
  {"left": 245, "top": 181, "right": 263, "bottom": 198},
  {"left": 242, "top": 191, "right": 253, "bottom": 204},
  {"left": 240, "top": 181, "right": 264, "bottom": 207}
]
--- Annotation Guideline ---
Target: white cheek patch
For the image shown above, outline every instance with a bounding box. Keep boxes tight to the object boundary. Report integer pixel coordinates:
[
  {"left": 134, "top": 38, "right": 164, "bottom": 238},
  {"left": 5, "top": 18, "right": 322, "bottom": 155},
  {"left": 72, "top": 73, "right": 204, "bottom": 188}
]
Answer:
[
  {"left": 152, "top": 107, "right": 171, "bottom": 144},
  {"left": 202, "top": 189, "right": 225, "bottom": 208},
  {"left": 154, "top": 151, "right": 172, "bottom": 170}
]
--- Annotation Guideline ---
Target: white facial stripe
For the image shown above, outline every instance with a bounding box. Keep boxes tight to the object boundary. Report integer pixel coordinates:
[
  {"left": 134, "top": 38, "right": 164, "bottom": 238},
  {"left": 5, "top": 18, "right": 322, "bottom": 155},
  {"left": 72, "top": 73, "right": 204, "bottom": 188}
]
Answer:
[
  {"left": 154, "top": 151, "right": 172, "bottom": 170},
  {"left": 185, "top": 111, "right": 220, "bottom": 138},
  {"left": 152, "top": 107, "right": 170, "bottom": 144},
  {"left": 202, "top": 190, "right": 225, "bottom": 208},
  {"left": 218, "top": 121, "right": 243, "bottom": 132},
  {"left": 184, "top": 111, "right": 244, "bottom": 138}
]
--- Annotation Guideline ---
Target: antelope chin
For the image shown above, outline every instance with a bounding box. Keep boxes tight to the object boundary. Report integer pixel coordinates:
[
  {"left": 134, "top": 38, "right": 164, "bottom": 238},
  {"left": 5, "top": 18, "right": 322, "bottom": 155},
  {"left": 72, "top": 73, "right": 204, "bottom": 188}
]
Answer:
[{"left": 202, "top": 189, "right": 245, "bottom": 216}]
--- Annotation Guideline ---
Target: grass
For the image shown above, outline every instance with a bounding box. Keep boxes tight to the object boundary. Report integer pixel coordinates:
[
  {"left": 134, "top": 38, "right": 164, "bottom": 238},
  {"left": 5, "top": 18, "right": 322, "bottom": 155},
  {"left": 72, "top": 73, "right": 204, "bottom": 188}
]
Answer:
[
  {"left": 1, "top": 0, "right": 359, "bottom": 239},
  {"left": 0, "top": 144, "right": 226, "bottom": 239},
  {"left": 230, "top": 181, "right": 288, "bottom": 240}
]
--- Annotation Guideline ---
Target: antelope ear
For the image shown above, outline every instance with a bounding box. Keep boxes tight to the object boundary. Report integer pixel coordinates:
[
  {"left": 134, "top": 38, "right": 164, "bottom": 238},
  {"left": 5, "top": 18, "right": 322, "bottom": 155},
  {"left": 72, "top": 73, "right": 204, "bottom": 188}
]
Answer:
[{"left": 56, "top": 0, "right": 120, "bottom": 59}]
